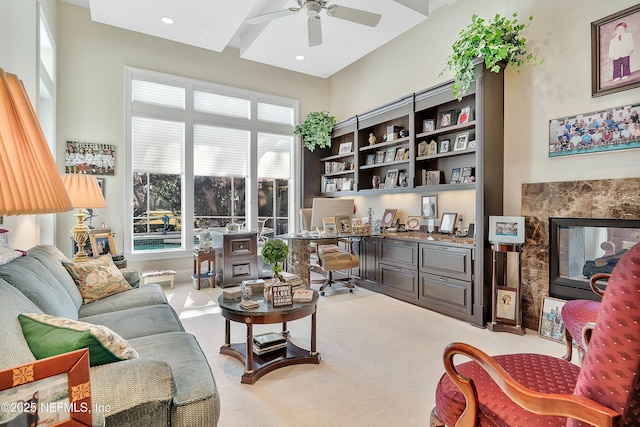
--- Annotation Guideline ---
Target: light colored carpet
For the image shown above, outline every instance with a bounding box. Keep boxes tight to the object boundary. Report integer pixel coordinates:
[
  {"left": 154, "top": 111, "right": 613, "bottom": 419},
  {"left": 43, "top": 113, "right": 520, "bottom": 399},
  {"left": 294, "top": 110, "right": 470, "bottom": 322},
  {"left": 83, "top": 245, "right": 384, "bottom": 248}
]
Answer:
[{"left": 164, "top": 281, "right": 567, "bottom": 427}]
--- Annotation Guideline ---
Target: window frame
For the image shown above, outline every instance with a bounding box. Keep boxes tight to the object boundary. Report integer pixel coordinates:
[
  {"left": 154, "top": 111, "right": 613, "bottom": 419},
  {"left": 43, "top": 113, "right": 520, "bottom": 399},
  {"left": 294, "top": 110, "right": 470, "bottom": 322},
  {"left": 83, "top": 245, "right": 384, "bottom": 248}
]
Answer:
[{"left": 125, "top": 67, "right": 299, "bottom": 260}]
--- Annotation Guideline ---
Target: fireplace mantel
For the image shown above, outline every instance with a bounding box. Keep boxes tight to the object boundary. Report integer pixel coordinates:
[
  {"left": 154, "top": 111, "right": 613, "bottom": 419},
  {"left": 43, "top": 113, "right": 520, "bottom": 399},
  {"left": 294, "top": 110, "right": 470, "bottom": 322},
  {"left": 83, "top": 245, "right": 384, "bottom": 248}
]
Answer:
[{"left": 520, "top": 178, "right": 640, "bottom": 330}]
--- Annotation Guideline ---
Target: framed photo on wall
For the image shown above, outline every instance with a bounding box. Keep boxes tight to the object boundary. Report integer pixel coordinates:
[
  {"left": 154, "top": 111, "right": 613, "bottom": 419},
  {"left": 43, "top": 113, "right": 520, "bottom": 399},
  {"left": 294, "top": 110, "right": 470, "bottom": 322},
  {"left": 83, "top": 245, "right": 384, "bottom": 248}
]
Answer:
[
  {"left": 421, "top": 195, "right": 438, "bottom": 218},
  {"left": 591, "top": 4, "right": 640, "bottom": 97},
  {"left": 539, "top": 296, "right": 567, "bottom": 342}
]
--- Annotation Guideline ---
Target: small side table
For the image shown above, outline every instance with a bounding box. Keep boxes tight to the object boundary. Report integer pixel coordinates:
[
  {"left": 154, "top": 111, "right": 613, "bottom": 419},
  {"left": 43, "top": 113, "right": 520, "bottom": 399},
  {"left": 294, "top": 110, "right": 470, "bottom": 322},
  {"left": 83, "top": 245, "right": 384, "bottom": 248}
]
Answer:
[
  {"left": 486, "top": 243, "right": 526, "bottom": 335},
  {"left": 193, "top": 248, "right": 216, "bottom": 290}
]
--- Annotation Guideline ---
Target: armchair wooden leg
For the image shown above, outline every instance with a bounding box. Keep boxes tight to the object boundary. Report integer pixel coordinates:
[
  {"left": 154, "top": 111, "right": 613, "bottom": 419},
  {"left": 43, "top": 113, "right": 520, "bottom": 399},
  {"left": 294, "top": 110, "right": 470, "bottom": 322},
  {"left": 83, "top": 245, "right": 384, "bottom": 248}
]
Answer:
[
  {"left": 429, "top": 407, "right": 445, "bottom": 427},
  {"left": 563, "top": 329, "right": 573, "bottom": 361}
]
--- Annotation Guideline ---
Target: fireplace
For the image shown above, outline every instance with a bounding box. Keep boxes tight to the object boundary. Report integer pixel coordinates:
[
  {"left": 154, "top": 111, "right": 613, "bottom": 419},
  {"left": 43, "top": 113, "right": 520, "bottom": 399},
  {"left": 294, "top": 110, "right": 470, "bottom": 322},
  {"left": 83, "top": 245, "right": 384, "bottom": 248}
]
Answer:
[{"left": 549, "top": 217, "right": 640, "bottom": 301}]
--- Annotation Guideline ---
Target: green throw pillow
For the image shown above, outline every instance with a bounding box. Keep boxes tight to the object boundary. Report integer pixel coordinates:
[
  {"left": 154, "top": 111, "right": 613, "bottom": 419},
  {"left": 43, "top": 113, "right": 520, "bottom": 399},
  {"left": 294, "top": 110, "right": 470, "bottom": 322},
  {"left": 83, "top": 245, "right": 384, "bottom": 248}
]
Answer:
[
  {"left": 62, "top": 254, "right": 131, "bottom": 304},
  {"left": 18, "top": 313, "right": 139, "bottom": 366}
]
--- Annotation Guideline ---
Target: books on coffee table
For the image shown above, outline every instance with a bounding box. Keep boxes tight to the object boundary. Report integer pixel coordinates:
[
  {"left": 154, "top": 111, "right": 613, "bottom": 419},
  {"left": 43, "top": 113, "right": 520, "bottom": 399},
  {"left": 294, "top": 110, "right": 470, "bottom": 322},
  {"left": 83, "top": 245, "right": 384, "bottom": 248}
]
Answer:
[
  {"left": 253, "top": 332, "right": 287, "bottom": 355},
  {"left": 293, "top": 289, "right": 314, "bottom": 302}
]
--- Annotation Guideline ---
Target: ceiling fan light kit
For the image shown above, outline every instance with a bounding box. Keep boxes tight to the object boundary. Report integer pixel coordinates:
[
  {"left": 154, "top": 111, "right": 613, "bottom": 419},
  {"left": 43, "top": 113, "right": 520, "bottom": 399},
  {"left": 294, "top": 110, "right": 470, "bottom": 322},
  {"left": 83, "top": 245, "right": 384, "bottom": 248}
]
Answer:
[{"left": 246, "top": 0, "right": 429, "bottom": 47}]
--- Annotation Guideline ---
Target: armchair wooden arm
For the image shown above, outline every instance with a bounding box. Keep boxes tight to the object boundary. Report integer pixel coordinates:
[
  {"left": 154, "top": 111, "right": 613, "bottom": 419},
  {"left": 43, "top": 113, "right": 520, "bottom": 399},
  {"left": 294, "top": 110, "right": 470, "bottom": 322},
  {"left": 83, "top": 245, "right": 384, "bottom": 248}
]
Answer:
[
  {"left": 589, "top": 273, "right": 609, "bottom": 296},
  {"left": 442, "top": 342, "right": 621, "bottom": 427}
]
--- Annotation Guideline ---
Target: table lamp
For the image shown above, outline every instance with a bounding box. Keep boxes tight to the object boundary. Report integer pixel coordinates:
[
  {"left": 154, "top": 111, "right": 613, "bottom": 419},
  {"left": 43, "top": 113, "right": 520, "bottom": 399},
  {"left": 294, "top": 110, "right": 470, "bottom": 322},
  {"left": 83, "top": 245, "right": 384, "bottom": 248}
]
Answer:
[
  {"left": 62, "top": 174, "right": 107, "bottom": 261},
  {"left": 0, "top": 69, "right": 72, "bottom": 227}
]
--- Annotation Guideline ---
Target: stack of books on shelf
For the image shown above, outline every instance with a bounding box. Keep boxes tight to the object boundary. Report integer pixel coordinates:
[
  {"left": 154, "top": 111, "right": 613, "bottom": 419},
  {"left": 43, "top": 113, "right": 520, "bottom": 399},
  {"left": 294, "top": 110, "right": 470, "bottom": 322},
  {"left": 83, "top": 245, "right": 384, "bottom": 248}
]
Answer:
[
  {"left": 279, "top": 272, "right": 305, "bottom": 291},
  {"left": 253, "top": 332, "right": 287, "bottom": 355}
]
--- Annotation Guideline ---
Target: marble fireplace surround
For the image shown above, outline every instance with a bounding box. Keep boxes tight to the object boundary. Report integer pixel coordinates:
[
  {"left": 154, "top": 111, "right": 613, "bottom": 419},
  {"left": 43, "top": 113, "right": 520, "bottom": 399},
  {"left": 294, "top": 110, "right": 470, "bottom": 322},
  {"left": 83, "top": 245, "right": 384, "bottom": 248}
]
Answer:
[{"left": 520, "top": 177, "right": 640, "bottom": 330}]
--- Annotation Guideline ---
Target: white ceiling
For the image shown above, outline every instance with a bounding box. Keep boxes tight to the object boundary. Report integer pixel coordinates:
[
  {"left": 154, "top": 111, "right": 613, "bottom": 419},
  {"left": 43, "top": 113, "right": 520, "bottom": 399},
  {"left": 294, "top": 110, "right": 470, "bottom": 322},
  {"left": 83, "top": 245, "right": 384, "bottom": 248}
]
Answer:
[{"left": 61, "top": 0, "right": 454, "bottom": 78}]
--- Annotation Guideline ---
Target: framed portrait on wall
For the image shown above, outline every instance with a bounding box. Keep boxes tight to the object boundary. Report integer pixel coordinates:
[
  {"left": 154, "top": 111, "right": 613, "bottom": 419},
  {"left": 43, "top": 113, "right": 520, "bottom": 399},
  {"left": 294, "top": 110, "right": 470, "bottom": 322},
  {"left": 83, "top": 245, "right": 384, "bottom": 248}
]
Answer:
[{"left": 591, "top": 4, "right": 640, "bottom": 97}]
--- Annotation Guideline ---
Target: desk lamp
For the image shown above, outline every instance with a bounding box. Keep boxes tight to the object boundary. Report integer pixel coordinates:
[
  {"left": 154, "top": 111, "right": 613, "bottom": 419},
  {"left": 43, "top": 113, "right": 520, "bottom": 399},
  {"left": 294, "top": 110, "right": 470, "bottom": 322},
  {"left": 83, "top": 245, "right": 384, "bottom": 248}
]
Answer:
[
  {"left": 0, "top": 69, "right": 72, "bottom": 231},
  {"left": 62, "top": 174, "right": 106, "bottom": 261}
]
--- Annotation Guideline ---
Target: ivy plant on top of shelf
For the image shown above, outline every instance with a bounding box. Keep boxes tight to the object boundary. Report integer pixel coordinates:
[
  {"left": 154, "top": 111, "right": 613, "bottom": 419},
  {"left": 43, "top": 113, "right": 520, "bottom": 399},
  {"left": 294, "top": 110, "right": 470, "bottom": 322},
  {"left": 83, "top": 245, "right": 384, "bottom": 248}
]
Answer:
[
  {"left": 441, "top": 13, "right": 542, "bottom": 100},
  {"left": 294, "top": 111, "right": 336, "bottom": 152}
]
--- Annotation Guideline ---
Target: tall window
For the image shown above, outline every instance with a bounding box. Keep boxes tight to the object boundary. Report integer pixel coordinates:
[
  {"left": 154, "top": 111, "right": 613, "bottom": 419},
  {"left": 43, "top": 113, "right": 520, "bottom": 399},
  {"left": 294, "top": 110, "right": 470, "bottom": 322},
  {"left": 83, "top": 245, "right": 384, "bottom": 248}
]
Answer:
[{"left": 126, "top": 68, "right": 298, "bottom": 256}]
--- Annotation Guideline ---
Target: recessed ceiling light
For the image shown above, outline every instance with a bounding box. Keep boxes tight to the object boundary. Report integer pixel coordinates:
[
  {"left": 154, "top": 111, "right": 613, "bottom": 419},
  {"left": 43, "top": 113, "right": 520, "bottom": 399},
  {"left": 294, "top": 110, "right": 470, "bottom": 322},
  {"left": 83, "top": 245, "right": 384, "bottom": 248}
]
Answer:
[
  {"left": 161, "top": 16, "right": 174, "bottom": 24},
  {"left": 295, "top": 55, "right": 305, "bottom": 60}
]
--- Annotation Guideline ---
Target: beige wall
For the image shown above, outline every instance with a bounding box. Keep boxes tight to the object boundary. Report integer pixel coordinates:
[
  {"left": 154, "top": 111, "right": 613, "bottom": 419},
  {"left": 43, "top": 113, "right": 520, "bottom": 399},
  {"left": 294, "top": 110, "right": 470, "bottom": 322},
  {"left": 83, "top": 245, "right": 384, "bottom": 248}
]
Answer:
[
  {"left": 330, "top": 0, "right": 640, "bottom": 221},
  {"left": 55, "top": 2, "right": 331, "bottom": 271}
]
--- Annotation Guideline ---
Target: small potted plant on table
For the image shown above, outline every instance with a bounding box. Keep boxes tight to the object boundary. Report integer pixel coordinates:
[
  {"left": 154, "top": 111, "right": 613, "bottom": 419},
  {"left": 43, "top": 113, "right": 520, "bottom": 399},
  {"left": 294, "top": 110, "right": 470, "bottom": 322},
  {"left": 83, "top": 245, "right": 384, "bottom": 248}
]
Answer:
[{"left": 261, "top": 238, "right": 289, "bottom": 301}]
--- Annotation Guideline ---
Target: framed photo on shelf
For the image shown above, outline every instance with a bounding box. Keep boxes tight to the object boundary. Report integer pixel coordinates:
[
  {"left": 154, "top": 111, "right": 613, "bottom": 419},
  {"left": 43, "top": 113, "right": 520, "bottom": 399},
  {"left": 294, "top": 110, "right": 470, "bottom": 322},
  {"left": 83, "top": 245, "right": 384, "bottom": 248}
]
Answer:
[
  {"left": 488, "top": 216, "right": 525, "bottom": 244},
  {"left": 450, "top": 167, "right": 461, "bottom": 184},
  {"left": 336, "top": 215, "right": 352, "bottom": 233},
  {"left": 426, "top": 170, "right": 440, "bottom": 186},
  {"left": 453, "top": 132, "right": 469, "bottom": 151},
  {"left": 457, "top": 105, "right": 472, "bottom": 124},
  {"left": 438, "top": 109, "right": 455, "bottom": 128},
  {"left": 468, "top": 139, "right": 477, "bottom": 149},
  {"left": 398, "top": 171, "right": 408, "bottom": 187},
  {"left": 428, "top": 140, "right": 438, "bottom": 155},
  {"left": 372, "top": 175, "right": 381, "bottom": 188},
  {"left": 439, "top": 139, "right": 450, "bottom": 153},
  {"left": 381, "top": 209, "right": 397, "bottom": 228},
  {"left": 395, "top": 147, "right": 406, "bottom": 161},
  {"left": 385, "top": 148, "right": 396, "bottom": 162},
  {"left": 423, "top": 119, "right": 435, "bottom": 132},
  {"left": 376, "top": 151, "right": 385, "bottom": 164},
  {"left": 539, "top": 296, "right": 567, "bottom": 342},
  {"left": 365, "top": 154, "right": 375, "bottom": 165},
  {"left": 421, "top": 195, "right": 438, "bottom": 218},
  {"left": 417, "top": 140, "right": 428, "bottom": 157},
  {"left": 461, "top": 167, "right": 475, "bottom": 183},
  {"left": 341, "top": 178, "right": 353, "bottom": 191},
  {"left": 385, "top": 169, "right": 399, "bottom": 188},
  {"left": 322, "top": 217, "right": 337, "bottom": 233},
  {"left": 0, "top": 349, "right": 92, "bottom": 427},
  {"left": 90, "top": 231, "right": 117, "bottom": 256},
  {"left": 496, "top": 287, "right": 517, "bottom": 322},
  {"left": 591, "top": 4, "right": 640, "bottom": 97},
  {"left": 406, "top": 216, "right": 422, "bottom": 231},
  {"left": 338, "top": 141, "right": 353, "bottom": 154},
  {"left": 439, "top": 212, "right": 458, "bottom": 234}
]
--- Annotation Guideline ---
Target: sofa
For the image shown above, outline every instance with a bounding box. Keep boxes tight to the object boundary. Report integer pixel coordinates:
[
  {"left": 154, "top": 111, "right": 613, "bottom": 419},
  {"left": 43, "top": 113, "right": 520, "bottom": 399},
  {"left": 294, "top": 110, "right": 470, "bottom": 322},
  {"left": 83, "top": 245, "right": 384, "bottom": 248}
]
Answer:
[{"left": 0, "top": 245, "right": 220, "bottom": 427}]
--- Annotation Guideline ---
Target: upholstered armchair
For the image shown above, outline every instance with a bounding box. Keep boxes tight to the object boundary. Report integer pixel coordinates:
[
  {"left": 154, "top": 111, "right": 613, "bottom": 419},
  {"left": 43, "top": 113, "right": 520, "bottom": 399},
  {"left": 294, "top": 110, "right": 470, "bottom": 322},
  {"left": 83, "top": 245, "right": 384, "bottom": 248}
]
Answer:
[
  {"left": 431, "top": 242, "right": 640, "bottom": 427},
  {"left": 561, "top": 272, "right": 608, "bottom": 362}
]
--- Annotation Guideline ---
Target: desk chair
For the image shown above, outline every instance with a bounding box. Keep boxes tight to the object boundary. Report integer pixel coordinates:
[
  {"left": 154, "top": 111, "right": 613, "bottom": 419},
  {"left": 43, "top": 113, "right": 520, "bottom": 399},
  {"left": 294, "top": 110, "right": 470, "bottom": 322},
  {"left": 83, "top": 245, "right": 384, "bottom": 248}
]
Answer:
[
  {"left": 316, "top": 240, "right": 358, "bottom": 296},
  {"left": 561, "top": 272, "right": 607, "bottom": 362},
  {"left": 431, "top": 242, "right": 640, "bottom": 427}
]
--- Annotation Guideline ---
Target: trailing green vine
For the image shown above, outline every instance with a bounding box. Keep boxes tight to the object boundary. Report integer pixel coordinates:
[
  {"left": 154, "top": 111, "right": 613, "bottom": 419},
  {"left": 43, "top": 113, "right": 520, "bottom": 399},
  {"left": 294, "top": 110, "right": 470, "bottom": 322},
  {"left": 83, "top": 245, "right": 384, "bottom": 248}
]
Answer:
[
  {"left": 441, "top": 13, "right": 542, "bottom": 100},
  {"left": 294, "top": 111, "right": 336, "bottom": 152}
]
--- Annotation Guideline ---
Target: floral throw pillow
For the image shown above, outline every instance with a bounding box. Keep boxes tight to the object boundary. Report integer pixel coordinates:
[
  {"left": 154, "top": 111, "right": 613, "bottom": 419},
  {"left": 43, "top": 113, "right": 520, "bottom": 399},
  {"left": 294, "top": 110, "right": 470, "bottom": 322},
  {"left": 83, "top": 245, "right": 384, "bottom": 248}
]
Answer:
[{"left": 63, "top": 255, "right": 131, "bottom": 304}]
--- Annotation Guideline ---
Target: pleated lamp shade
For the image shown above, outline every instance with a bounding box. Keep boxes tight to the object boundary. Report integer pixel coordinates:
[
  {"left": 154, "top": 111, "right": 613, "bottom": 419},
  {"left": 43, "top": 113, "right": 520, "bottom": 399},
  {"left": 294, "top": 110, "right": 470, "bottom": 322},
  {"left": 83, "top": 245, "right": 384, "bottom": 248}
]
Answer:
[
  {"left": 61, "top": 174, "right": 107, "bottom": 210},
  {"left": 0, "top": 69, "right": 72, "bottom": 216}
]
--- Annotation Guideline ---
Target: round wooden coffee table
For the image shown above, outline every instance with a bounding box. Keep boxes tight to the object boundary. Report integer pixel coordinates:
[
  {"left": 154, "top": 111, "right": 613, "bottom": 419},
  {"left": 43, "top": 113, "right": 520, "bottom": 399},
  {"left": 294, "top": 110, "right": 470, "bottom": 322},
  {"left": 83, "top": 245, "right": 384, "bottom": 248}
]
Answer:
[{"left": 218, "top": 290, "right": 320, "bottom": 384}]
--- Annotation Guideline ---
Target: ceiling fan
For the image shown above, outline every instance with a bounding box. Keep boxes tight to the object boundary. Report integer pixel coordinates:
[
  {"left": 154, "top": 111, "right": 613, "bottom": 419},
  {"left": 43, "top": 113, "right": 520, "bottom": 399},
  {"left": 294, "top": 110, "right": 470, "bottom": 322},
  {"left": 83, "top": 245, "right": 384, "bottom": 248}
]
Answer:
[{"left": 246, "top": 0, "right": 429, "bottom": 47}]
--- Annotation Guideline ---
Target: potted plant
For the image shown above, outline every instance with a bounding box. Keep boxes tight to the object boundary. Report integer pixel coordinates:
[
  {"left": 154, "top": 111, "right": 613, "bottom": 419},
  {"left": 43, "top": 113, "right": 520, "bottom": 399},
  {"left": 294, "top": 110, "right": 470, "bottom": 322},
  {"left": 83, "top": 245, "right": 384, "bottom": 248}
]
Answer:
[
  {"left": 261, "top": 238, "right": 289, "bottom": 281},
  {"left": 294, "top": 111, "right": 336, "bottom": 152},
  {"left": 441, "top": 13, "right": 541, "bottom": 100}
]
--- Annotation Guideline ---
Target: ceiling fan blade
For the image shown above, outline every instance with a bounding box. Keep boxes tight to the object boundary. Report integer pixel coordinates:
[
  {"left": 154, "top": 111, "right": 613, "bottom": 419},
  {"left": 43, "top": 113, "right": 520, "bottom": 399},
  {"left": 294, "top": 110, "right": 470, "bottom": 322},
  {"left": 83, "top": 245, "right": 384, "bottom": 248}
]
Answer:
[
  {"left": 246, "top": 7, "right": 300, "bottom": 25},
  {"left": 308, "top": 16, "right": 322, "bottom": 47},
  {"left": 326, "top": 4, "right": 381, "bottom": 27},
  {"left": 392, "top": 0, "right": 430, "bottom": 16}
]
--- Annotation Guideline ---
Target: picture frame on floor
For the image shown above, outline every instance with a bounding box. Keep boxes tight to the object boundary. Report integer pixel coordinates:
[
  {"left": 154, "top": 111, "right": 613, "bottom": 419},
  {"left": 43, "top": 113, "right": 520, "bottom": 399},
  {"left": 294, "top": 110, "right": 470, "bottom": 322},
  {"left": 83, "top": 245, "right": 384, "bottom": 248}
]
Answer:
[{"left": 539, "top": 296, "right": 567, "bottom": 343}]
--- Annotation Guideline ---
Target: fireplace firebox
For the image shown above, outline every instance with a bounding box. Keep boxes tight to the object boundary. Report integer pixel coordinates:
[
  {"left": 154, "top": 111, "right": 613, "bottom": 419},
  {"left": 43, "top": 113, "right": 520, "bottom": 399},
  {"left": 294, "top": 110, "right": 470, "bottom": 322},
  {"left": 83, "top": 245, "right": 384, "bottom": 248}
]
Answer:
[{"left": 549, "top": 217, "right": 640, "bottom": 301}]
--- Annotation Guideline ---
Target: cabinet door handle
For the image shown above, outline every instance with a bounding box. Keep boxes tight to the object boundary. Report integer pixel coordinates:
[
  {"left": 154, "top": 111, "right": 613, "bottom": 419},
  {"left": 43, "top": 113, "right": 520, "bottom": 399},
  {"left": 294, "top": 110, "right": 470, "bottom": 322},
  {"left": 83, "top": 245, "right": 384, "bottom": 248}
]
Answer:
[
  {"left": 394, "top": 267, "right": 401, "bottom": 272},
  {"left": 439, "top": 247, "right": 449, "bottom": 251},
  {"left": 439, "top": 277, "right": 449, "bottom": 282}
]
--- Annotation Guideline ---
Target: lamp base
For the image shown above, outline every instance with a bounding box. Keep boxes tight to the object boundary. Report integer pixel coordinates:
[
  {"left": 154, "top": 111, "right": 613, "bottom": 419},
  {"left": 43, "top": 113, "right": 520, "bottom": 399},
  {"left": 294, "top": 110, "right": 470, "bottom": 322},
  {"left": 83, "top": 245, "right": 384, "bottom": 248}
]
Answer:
[{"left": 71, "top": 210, "right": 90, "bottom": 262}]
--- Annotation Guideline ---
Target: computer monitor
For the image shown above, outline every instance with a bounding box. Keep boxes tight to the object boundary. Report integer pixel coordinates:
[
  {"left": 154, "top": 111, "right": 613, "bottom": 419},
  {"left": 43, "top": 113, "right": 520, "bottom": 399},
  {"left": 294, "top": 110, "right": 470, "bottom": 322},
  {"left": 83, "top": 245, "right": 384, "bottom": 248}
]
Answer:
[{"left": 309, "top": 198, "right": 355, "bottom": 231}]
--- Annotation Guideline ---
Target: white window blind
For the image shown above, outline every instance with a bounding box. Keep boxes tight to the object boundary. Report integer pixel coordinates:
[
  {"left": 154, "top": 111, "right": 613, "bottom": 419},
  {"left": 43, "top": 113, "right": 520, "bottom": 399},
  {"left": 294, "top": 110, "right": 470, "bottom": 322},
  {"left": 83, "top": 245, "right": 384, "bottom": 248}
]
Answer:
[
  {"left": 194, "top": 91, "right": 250, "bottom": 119},
  {"left": 194, "top": 124, "right": 249, "bottom": 177},
  {"left": 258, "top": 102, "right": 294, "bottom": 125},
  {"left": 132, "top": 80, "right": 185, "bottom": 109},
  {"left": 132, "top": 116, "right": 184, "bottom": 174},
  {"left": 258, "top": 132, "right": 292, "bottom": 179}
]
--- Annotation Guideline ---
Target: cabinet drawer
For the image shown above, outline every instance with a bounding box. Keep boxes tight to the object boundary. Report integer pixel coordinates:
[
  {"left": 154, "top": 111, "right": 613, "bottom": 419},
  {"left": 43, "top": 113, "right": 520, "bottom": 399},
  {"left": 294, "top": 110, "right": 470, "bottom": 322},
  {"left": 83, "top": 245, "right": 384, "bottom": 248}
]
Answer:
[
  {"left": 229, "top": 238, "right": 255, "bottom": 256},
  {"left": 378, "top": 263, "right": 418, "bottom": 298},
  {"left": 379, "top": 239, "right": 418, "bottom": 269},
  {"left": 226, "top": 259, "right": 257, "bottom": 281},
  {"left": 419, "top": 273, "right": 471, "bottom": 314},
  {"left": 419, "top": 244, "right": 472, "bottom": 281}
]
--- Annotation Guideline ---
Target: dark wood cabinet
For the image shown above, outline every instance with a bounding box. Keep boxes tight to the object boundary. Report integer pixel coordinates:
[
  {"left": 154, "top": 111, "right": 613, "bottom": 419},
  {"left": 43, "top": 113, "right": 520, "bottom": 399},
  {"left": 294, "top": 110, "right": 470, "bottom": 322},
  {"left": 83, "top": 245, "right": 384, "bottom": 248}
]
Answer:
[{"left": 212, "top": 231, "right": 258, "bottom": 287}]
